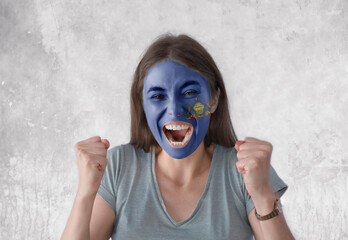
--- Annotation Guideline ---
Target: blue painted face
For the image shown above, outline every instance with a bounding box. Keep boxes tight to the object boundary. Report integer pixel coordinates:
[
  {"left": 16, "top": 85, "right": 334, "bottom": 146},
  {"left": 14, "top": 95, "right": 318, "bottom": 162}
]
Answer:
[{"left": 143, "top": 60, "right": 212, "bottom": 159}]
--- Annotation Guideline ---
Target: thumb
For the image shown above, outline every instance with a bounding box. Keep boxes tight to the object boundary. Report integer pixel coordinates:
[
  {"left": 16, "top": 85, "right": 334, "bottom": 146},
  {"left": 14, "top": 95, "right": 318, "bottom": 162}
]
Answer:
[
  {"left": 101, "top": 139, "right": 110, "bottom": 149},
  {"left": 234, "top": 140, "right": 245, "bottom": 151}
]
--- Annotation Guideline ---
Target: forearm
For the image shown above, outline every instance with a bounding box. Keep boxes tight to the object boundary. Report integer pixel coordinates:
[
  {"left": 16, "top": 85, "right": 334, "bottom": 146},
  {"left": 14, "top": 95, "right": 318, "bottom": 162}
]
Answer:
[
  {"left": 61, "top": 193, "right": 96, "bottom": 240},
  {"left": 258, "top": 214, "right": 294, "bottom": 240},
  {"left": 253, "top": 193, "right": 294, "bottom": 240}
]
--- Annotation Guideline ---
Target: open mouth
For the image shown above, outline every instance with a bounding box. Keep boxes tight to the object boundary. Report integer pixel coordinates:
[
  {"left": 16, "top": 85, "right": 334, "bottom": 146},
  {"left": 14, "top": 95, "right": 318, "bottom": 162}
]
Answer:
[{"left": 162, "top": 121, "right": 193, "bottom": 148}]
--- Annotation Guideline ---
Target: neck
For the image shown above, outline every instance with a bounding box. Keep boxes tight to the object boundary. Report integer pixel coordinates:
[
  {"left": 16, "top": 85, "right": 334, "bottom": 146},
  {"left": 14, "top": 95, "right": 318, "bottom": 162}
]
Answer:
[{"left": 155, "top": 141, "right": 214, "bottom": 186}]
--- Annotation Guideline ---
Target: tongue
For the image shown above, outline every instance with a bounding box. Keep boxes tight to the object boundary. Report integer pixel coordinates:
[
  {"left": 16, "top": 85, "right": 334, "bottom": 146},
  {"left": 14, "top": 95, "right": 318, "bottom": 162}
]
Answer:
[{"left": 170, "top": 130, "right": 187, "bottom": 142}]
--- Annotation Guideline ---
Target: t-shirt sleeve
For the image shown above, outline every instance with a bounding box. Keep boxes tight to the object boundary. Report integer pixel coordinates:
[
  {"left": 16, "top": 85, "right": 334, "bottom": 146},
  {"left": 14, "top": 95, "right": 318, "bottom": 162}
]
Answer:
[
  {"left": 245, "top": 165, "right": 288, "bottom": 216},
  {"left": 97, "top": 146, "right": 120, "bottom": 213}
]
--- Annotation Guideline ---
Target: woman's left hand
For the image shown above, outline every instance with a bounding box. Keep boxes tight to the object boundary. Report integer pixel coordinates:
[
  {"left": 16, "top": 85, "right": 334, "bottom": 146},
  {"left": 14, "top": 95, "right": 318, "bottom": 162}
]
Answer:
[{"left": 235, "top": 137, "right": 274, "bottom": 199}]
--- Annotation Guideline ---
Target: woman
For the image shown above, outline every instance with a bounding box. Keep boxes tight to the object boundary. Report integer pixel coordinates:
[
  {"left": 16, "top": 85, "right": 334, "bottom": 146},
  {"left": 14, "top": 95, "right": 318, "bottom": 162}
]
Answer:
[{"left": 62, "top": 34, "right": 294, "bottom": 239}]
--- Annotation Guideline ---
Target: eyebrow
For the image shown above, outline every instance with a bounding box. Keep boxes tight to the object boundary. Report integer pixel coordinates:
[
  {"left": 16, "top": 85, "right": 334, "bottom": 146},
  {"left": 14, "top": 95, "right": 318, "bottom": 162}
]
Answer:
[
  {"left": 146, "top": 80, "right": 200, "bottom": 94},
  {"left": 147, "top": 86, "right": 165, "bottom": 94},
  {"left": 180, "top": 80, "right": 200, "bottom": 89}
]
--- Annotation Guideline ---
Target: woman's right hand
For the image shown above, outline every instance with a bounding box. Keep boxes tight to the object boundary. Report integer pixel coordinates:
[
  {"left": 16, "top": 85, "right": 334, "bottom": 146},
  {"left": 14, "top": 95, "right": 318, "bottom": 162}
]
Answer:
[{"left": 74, "top": 136, "right": 110, "bottom": 199}]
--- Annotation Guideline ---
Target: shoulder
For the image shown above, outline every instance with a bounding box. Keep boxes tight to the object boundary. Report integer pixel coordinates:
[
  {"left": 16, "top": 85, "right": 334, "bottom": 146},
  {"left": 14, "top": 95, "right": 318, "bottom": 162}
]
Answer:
[
  {"left": 106, "top": 143, "right": 152, "bottom": 169},
  {"left": 214, "top": 144, "right": 238, "bottom": 166},
  {"left": 107, "top": 143, "right": 146, "bottom": 159},
  {"left": 103, "top": 143, "right": 151, "bottom": 186},
  {"left": 213, "top": 144, "right": 243, "bottom": 187},
  {"left": 214, "top": 144, "right": 245, "bottom": 195},
  {"left": 108, "top": 143, "right": 136, "bottom": 154}
]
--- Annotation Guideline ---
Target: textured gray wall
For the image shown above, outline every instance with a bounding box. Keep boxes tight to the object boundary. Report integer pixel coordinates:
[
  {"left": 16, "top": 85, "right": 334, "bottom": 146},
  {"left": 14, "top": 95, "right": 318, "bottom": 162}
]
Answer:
[{"left": 1, "top": 0, "right": 347, "bottom": 239}]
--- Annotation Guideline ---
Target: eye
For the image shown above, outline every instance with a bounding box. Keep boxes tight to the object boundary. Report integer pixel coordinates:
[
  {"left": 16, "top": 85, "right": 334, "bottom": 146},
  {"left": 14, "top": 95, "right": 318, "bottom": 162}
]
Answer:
[
  {"left": 183, "top": 90, "right": 198, "bottom": 96},
  {"left": 151, "top": 94, "right": 166, "bottom": 99}
]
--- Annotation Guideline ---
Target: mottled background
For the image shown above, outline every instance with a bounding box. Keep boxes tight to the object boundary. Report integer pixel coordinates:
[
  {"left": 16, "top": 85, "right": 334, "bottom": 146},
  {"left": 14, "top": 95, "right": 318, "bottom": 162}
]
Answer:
[{"left": 1, "top": 0, "right": 347, "bottom": 239}]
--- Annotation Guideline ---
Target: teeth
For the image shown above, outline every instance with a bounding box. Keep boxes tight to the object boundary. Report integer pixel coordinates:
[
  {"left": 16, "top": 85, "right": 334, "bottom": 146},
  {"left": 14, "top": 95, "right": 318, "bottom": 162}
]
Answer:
[{"left": 165, "top": 124, "right": 189, "bottom": 131}]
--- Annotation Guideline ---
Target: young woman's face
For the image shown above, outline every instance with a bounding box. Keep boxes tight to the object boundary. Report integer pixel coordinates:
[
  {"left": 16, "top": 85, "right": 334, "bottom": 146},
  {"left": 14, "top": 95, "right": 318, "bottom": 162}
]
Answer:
[{"left": 143, "top": 60, "right": 212, "bottom": 159}]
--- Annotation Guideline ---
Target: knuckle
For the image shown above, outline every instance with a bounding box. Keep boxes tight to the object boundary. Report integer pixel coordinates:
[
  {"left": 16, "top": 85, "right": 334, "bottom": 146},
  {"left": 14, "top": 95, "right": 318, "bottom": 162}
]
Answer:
[
  {"left": 238, "top": 144, "right": 244, "bottom": 151},
  {"left": 75, "top": 148, "right": 83, "bottom": 158},
  {"left": 249, "top": 159, "right": 259, "bottom": 169},
  {"left": 94, "top": 136, "right": 101, "bottom": 141},
  {"left": 80, "top": 149, "right": 86, "bottom": 155},
  {"left": 264, "top": 142, "right": 272, "bottom": 151},
  {"left": 74, "top": 142, "right": 81, "bottom": 150},
  {"left": 258, "top": 150, "right": 267, "bottom": 159}
]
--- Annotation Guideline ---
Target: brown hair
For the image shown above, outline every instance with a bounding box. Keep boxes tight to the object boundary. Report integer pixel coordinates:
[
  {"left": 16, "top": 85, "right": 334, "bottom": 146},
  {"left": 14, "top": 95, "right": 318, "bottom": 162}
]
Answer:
[{"left": 129, "top": 33, "right": 238, "bottom": 152}]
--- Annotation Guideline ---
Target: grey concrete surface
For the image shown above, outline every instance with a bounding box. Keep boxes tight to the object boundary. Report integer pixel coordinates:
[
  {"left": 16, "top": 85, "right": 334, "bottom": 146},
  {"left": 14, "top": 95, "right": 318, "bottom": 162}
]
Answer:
[{"left": 1, "top": 0, "right": 347, "bottom": 239}]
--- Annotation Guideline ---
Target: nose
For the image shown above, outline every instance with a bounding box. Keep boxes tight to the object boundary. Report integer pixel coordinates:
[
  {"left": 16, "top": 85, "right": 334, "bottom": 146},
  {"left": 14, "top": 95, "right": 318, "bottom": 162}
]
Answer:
[{"left": 166, "top": 96, "right": 185, "bottom": 117}]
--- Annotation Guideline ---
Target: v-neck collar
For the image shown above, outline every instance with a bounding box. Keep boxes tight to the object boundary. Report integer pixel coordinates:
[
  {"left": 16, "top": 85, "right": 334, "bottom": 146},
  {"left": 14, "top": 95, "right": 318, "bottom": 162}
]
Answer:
[{"left": 151, "top": 144, "right": 219, "bottom": 227}]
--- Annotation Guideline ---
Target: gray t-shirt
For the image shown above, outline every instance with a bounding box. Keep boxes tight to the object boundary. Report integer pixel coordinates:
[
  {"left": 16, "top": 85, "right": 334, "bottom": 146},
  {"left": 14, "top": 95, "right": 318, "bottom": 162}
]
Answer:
[{"left": 98, "top": 143, "right": 288, "bottom": 240}]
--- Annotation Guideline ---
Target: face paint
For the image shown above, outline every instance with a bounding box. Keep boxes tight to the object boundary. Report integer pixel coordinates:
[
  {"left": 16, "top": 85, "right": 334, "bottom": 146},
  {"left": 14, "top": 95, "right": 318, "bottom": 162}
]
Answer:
[{"left": 143, "top": 60, "right": 212, "bottom": 159}]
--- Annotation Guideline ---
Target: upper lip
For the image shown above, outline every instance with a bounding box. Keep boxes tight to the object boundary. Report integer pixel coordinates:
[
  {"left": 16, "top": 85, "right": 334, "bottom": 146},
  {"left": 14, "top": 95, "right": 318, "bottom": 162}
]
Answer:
[{"left": 162, "top": 121, "right": 193, "bottom": 132}]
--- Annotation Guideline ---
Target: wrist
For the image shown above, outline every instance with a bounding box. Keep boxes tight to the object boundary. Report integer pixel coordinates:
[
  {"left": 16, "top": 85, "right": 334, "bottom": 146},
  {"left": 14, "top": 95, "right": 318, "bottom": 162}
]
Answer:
[
  {"left": 251, "top": 189, "right": 276, "bottom": 216},
  {"left": 76, "top": 187, "right": 98, "bottom": 202}
]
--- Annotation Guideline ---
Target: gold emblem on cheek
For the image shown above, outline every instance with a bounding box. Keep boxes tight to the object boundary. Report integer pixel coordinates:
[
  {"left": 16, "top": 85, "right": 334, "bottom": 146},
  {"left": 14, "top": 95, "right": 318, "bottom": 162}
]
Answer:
[
  {"left": 193, "top": 102, "right": 204, "bottom": 114},
  {"left": 182, "top": 98, "right": 211, "bottom": 120}
]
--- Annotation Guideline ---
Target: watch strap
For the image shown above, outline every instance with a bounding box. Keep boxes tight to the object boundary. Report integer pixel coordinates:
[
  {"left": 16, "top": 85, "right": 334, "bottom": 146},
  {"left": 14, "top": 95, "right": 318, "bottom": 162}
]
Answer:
[{"left": 255, "top": 199, "right": 281, "bottom": 221}]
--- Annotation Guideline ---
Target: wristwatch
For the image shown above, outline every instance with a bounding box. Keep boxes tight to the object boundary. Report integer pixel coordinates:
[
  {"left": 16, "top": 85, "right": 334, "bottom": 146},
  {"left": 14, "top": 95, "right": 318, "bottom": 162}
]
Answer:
[{"left": 255, "top": 198, "right": 282, "bottom": 221}]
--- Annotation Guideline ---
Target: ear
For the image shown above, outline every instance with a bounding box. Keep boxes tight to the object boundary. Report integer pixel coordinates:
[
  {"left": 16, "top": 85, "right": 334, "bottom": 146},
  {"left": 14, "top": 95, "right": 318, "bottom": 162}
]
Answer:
[{"left": 210, "top": 87, "right": 220, "bottom": 114}]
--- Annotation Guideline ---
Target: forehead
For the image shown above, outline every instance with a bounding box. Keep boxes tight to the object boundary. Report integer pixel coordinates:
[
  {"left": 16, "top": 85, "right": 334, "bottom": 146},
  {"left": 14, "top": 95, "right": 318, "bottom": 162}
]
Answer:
[{"left": 143, "top": 60, "right": 208, "bottom": 88}]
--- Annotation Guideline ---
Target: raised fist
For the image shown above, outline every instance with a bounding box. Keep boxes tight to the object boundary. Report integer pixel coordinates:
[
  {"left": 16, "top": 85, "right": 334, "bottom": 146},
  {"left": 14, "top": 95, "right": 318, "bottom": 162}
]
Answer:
[
  {"left": 74, "top": 136, "right": 110, "bottom": 199},
  {"left": 235, "top": 137, "right": 273, "bottom": 199}
]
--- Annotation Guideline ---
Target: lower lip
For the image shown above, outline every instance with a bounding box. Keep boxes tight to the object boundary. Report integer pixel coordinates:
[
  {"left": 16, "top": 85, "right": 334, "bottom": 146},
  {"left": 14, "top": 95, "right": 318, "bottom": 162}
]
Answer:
[{"left": 163, "top": 126, "right": 193, "bottom": 149}]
